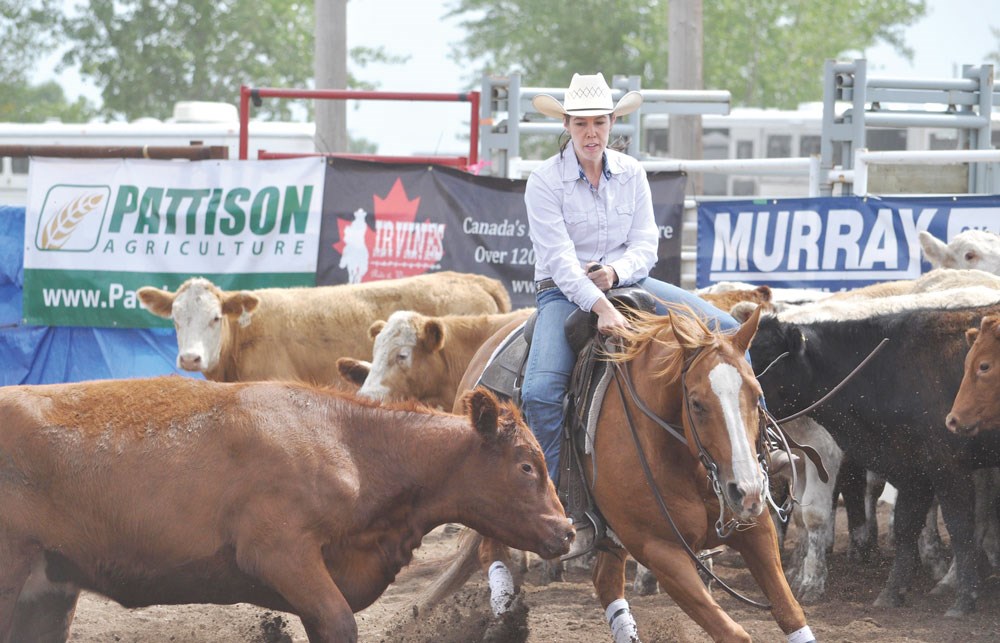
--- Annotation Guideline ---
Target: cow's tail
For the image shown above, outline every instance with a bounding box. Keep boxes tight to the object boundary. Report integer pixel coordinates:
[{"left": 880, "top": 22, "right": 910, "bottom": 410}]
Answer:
[
  {"left": 409, "top": 527, "right": 484, "bottom": 617},
  {"left": 480, "top": 275, "right": 513, "bottom": 313}
]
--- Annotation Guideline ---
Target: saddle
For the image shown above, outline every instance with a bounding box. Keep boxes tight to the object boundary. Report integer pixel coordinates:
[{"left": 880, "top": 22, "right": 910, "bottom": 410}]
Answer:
[{"left": 478, "top": 287, "right": 657, "bottom": 552}]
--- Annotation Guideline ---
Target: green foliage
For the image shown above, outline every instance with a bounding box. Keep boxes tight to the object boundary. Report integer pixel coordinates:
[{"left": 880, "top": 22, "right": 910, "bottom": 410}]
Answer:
[
  {"left": 446, "top": 0, "right": 927, "bottom": 108},
  {"left": 59, "top": 0, "right": 315, "bottom": 121},
  {"left": 0, "top": 80, "right": 96, "bottom": 122},
  {"left": 0, "top": 0, "right": 58, "bottom": 86}
]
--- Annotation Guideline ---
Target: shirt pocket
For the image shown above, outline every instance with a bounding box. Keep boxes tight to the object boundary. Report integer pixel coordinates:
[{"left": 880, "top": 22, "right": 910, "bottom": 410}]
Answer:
[
  {"left": 564, "top": 209, "right": 589, "bottom": 226},
  {"left": 615, "top": 204, "right": 634, "bottom": 236}
]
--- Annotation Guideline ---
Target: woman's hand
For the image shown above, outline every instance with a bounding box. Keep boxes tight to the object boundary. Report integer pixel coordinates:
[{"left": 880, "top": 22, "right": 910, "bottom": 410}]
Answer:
[
  {"left": 591, "top": 297, "right": 627, "bottom": 335},
  {"left": 585, "top": 262, "right": 619, "bottom": 292}
]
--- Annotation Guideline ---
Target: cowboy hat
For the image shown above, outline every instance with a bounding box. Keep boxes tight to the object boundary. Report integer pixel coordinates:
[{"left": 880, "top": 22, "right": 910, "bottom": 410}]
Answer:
[{"left": 532, "top": 73, "right": 642, "bottom": 119}]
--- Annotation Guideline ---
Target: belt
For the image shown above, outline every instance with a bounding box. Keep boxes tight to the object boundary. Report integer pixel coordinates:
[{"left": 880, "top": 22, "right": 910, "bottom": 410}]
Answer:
[{"left": 535, "top": 278, "right": 557, "bottom": 293}]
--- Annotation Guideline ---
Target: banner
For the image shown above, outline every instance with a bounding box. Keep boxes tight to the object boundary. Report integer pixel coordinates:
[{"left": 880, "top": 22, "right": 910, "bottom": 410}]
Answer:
[
  {"left": 23, "top": 157, "right": 326, "bottom": 327},
  {"left": 697, "top": 195, "right": 1000, "bottom": 290},
  {"left": 317, "top": 159, "right": 686, "bottom": 309}
]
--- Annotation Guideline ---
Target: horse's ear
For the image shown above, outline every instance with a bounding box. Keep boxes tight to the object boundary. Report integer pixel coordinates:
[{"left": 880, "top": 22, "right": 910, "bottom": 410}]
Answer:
[
  {"left": 732, "top": 303, "right": 763, "bottom": 353},
  {"left": 464, "top": 387, "right": 500, "bottom": 438}
]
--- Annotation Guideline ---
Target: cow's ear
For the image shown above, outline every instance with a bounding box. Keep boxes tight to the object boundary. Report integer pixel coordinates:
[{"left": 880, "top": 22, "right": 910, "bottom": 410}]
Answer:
[
  {"left": 136, "top": 286, "right": 176, "bottom": 318},
  {"left": 369, "top": 320, "right": 386, "bottom": 340},
  {"left": 337, "top": 358, "right": 370, "bottom": 387},
  {"left": 754, "top": 285, "right": 773, "bottom": 303},
  {"left": 221, "top": 292, "right": 260, "bottom": 320},
  {"left": 986, "top": 315, "right": 1000, "bottom": 340},
  {"left": 464, "top": 387, "right": 500, "bottom": 438},
  {"left": 729, "top": 301, "right": 757, "bottom": 323},
  {"left": 967, "top": 327, "right": 981, "bottom": 347},
  {"left": 919, "top": 230, "right": 947, "bottom": 267},
  {"left": 419, "top": 319, "right": 446, "bottom": 353}
]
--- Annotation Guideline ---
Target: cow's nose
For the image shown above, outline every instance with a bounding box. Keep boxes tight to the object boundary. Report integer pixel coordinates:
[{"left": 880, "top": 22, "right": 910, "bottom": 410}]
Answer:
[{"left": 178, "top": 353, "right": 202, "bottom": 371}]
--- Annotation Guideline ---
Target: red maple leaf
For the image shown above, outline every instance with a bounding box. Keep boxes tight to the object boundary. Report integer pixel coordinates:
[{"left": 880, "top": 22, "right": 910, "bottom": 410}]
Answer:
[{"left": 332, "top": 178, "right": 439, "bottom": 282}]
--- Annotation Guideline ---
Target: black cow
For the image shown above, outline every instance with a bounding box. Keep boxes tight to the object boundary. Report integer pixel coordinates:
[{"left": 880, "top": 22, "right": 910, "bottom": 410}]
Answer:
[{"left": 749, "top": 303, "right": 1000, "bottom": 616}]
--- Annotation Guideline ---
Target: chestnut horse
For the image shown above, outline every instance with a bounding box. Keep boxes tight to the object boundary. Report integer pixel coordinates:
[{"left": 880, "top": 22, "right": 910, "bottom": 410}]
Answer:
[{"left": 415, "top": 303, "right": 813, "bottom": 643}]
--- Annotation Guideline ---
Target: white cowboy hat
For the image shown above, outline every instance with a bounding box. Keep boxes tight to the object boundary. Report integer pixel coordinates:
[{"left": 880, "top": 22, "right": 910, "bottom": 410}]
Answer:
[{"left": 532, "top": 73, "right": 642, "bottom": 119}]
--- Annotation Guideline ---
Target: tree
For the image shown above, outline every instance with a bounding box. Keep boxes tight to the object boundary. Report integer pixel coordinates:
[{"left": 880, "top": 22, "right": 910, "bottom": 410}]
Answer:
[
  {"left": 445, "top": 0, "right": 927, "bottom": 109},
  {"left": 0, "top": 80, "right": 96, "bottom": 122}
]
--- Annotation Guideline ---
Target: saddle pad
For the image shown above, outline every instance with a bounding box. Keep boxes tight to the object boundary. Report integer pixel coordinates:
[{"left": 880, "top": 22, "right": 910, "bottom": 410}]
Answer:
[{"left": 476, "top": 321, "right": 529, "bottom": 398}]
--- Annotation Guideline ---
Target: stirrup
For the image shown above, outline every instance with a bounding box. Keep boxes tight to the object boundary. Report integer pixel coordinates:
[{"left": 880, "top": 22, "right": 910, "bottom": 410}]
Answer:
[{"left": 562, "top": 511, "right": 604, "bottom": 561}]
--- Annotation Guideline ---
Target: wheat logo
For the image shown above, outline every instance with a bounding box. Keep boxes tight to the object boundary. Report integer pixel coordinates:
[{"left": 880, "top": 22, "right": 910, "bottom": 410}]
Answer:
[{"left": 35, "top": 186, "right": 111, "bottom": 252}]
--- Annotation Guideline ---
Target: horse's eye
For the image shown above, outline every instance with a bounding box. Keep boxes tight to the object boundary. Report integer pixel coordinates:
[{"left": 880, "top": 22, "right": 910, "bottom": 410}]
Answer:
[
  {"left": 979, "top": 361, "right": 991, "bottom": 374},
  {"left": 521, "top": 463, "right": 533, "bottom": 474},
  {"left": 690, "top": 399, "right": 706, "bottom": 413}
]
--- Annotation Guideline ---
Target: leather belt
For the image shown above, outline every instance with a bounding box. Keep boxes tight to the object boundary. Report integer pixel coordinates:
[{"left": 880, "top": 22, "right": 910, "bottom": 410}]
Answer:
[{"left": 535, "top": 278, "right": 557, "bottom": 293}]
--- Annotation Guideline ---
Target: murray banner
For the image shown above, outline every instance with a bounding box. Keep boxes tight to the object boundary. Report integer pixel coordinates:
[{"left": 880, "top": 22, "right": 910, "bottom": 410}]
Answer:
[
  {"left": 23, "top": 157, "right": 326, "bottom": 328},
  {"left": 697, "top": 195, "right": 1000, "bottom": 290},
  {"left": 317, "top": 159, "right": 686, "bottom": 309}
]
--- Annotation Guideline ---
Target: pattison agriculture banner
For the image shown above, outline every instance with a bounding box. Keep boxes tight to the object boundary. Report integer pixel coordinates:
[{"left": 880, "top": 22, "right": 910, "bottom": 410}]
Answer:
[
  {"left": 23, "top": 157, "right": 325, "bottom": 327},
  {"left": 317, "top": 159, "right": 686, "bottom": 309},
  {"left": 697, "top": 195, "right": 1000, "bottom": 290}
]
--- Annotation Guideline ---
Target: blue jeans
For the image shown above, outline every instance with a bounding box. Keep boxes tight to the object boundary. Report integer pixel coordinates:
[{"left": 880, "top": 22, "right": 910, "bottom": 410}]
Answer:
[{"left": 522, "top": 277, "right": 739, "bottom": 484}]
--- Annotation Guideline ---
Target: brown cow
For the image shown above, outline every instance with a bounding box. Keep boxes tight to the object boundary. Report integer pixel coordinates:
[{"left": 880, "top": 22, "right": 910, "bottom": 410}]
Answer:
[
  {"left": 337, "top": 308, "right": 534, "bottom": 409},
  {"left": 947, "top": 314, "right": 1000, "bottom": 436},
  {"left": 137, "top": 271, "right": 511, "bottom": 386},
  {"left": 0, "top": 377, "right": 572, "bottom": 643}
]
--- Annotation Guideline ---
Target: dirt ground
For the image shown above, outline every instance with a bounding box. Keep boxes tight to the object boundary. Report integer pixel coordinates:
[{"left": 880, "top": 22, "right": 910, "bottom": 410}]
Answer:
[{"left": 66, "top": 502, "right": 1000, "bottom": 643}]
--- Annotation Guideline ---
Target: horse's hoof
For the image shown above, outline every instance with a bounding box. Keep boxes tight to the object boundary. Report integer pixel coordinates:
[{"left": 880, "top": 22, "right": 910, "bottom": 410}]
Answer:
[{"left": 483, "top": 592, "right": 529, "bottom": 643}]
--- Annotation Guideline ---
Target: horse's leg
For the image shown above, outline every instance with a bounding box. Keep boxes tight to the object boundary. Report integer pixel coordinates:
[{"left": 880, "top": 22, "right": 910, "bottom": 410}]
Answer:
[
  {"left": 727, "top": 516, "right": 812, "bottom": 640},
  {"left": 635, "top": 541, "right": 756, "bottom": 642},
  {"left": 478, "top": 537, "right": 517, "bottom": 617},
  {"left": 593, "top": 546, "right": 640, "bottom": 643}
]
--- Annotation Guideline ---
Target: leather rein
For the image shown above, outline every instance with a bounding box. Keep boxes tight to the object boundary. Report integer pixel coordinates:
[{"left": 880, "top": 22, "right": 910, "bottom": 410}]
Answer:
[{"left": 610, "top": 343, "right": 773, "bottom": 609}]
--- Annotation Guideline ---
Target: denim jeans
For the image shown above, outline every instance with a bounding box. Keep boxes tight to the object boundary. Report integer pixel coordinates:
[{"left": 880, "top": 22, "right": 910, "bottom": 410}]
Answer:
[{"left": 522, "top": 277, "right": 739, "bottom": 484}]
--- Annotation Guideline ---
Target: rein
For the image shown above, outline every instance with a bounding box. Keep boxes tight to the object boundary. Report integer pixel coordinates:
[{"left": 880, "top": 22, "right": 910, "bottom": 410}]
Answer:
[{"left": 609, "top": 344, "right": 773, "bottom": 610}]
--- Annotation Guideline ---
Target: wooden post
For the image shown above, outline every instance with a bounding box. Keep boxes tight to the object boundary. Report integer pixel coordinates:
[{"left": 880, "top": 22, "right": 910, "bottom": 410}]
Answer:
[
  {"left": 668, "top": 0, "right": 704, "bottom": 194},
  {"left": 314, "top": 0, "right": 348, "bottom": 153}
]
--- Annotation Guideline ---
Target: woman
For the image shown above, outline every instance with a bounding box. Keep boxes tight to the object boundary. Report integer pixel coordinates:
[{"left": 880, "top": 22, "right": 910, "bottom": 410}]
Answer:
[{"left": 523, "top": 72, "right": 739, "bottom": 558}]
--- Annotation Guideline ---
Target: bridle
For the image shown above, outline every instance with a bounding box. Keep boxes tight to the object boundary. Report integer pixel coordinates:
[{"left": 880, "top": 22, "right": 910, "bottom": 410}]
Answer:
[{"left": 609, "top": 337, "right": 780, "bottom": 609}]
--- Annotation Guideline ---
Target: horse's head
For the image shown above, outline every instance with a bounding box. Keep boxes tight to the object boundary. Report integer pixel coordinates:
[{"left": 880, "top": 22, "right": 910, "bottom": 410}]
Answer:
[{"left": 615, "top": 303, "right": 767, "bottom": 524}]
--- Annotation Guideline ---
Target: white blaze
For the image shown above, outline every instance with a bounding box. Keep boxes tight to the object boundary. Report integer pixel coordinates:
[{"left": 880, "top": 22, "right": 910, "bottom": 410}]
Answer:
[{"left": 708, "top": 363, "right": 761, "bottom": 495}]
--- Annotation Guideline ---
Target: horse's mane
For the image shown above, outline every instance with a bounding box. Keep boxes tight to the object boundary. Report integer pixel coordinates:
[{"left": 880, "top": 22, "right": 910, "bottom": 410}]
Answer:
[{"left": 605, "top": 303, "right": 722, "bottom": 381}]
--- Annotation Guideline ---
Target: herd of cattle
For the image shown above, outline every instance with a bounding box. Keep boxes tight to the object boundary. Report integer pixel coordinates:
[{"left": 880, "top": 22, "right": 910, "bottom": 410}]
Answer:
[{"left": 5, "top": 229, "right": 1000, "bottom": 641}]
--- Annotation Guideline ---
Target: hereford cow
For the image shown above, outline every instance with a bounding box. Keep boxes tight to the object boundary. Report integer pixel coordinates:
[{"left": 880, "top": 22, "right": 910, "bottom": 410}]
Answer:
[
  {"left": 137, "top": 271, "right": 511, "bottom": 386},
  {"left": 0, "top": 377, "right": 572, "bottom": 643},
  {"left": 920, "top": 229, "right": 1000, "bottom": 273},
  {"left": 337, "top": 308, "right": 534, "bottom": 409},
  {"left": 948, "top": 314, "right": 1000, "bottom": 436},
  {"left": 745, "top": 295, "right": 1000, "bottom": 616}
]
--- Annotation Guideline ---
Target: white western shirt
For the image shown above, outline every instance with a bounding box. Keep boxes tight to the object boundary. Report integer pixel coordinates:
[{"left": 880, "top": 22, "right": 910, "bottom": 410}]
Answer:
[{"left": 524, "top": 140, "right": 659, "bottom": 312}]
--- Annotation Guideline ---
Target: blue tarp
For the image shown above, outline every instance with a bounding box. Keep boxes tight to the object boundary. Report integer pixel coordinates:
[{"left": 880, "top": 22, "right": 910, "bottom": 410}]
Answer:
[{"left": 0, "top": 206, "right": 197, "bottom": 385}]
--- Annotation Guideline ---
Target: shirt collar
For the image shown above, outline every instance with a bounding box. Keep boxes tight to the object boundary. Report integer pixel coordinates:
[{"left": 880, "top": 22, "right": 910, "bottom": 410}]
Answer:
[{"left": 577, "top": 154, "right": 612, "bottom": 185}]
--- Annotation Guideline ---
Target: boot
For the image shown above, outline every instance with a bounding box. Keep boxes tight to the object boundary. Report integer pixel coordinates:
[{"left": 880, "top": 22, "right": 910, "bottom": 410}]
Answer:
[{"left": 563, "top": 509, "right": 604, "bottom": 561}]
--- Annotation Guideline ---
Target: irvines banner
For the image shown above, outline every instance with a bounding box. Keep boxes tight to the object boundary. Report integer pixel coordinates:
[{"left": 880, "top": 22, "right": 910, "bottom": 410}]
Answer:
[
  {"left": 22, "top": 157, "right": 686, "bottom": 327},
  {"left": 697, "top": 195, "right": 1000, "bottom": 290},
  {"left": 317, "top": 158, "right": 686, "bottom": 309}
]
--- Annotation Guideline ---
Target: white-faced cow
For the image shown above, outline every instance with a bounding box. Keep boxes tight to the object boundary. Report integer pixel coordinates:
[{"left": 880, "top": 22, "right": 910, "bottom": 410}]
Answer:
[
  {"left": 920, "top": 229, "right": 1000, "bottom": 273},
  {"left": 137, "top": 272, "right": 511, "bottom": 386},
  {"left": 337, "top": 308, "right": 534, "bottom": 409},
  {"left": 0, "top": 376, "right": 572, "bottom": 643}
]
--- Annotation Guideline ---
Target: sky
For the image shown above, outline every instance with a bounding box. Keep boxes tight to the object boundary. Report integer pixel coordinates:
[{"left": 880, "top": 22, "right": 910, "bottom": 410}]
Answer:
[{"left": 42, "top": 0, "right": 999, "bottom": 157}]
